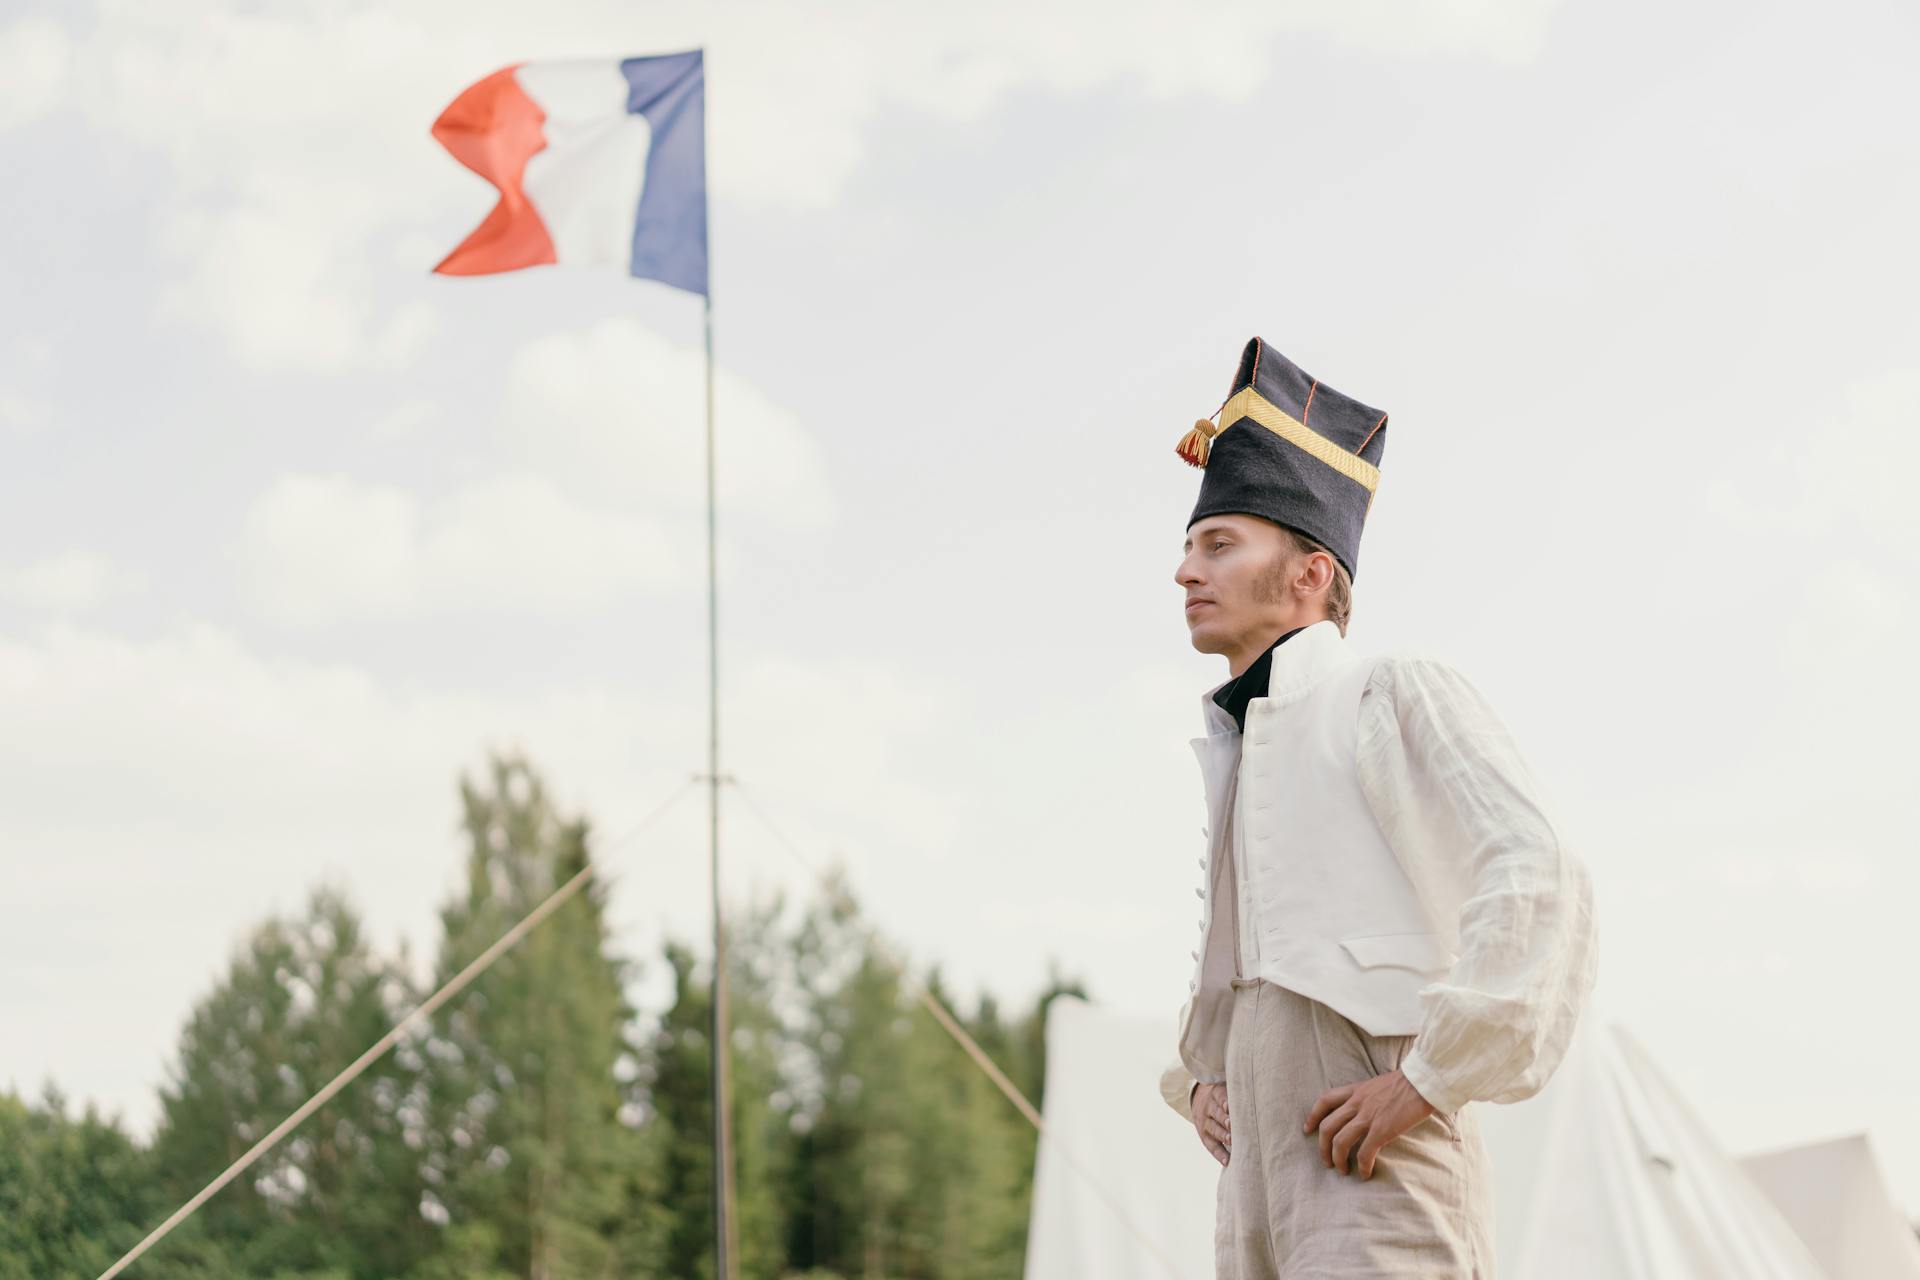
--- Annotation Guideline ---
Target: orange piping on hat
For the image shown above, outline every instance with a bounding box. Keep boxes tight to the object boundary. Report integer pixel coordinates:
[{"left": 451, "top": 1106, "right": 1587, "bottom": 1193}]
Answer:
[{"left": 1357, "top": 412, "right": 1388, "bottom": 456}]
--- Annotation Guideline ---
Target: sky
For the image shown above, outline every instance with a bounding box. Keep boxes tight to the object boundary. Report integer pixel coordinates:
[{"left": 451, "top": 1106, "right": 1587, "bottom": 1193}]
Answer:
[{"left": 4, "top": 0, "right": 1919, "bottom": 1223}]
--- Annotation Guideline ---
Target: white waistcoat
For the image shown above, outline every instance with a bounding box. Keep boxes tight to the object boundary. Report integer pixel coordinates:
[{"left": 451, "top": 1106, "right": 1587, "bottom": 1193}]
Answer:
[{"left": 1177, "top": 621, "right": 1460, "bottom": 1084}]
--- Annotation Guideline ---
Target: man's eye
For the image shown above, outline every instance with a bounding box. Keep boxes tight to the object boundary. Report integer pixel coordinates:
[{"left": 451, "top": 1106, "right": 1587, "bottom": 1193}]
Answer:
[{"left": 1211, "top": 542, "right": 1228, "bottom": 551}]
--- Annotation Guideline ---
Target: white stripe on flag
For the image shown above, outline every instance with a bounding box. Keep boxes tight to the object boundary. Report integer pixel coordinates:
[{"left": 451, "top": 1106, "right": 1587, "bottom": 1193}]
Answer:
[{"left": 516, "top": 61, "right": 652, "bottom": 267}]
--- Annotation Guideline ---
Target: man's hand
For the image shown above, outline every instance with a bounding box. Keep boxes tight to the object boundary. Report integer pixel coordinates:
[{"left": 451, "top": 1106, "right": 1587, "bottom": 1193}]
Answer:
[
  {"left": 1191, "top": 1081, "right": 1231, "bottom": 1167},
  {"left": 1303, "top": 1068, "right": 1436, "bottom": 1179}
]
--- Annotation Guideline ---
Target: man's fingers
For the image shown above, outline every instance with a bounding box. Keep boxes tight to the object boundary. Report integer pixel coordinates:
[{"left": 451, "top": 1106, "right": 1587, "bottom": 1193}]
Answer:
[
  {"left": 1198, "top": 1097, "right": 1230, "bottom": 1146},
  {"left": 1330, "top": 1115, "right": 1369, "bottom": 1176},
  {"left": 1357, "top": 1133, "right": 1385, "bottom": 1180},
  {"left": 1304, "top": 1084, "right": 1355, "bottom": 1135},
  {"left": 1192, "top": 1083, "right": 1235, "bottom": 1167},
  {"left": 1317, "top": 1102, "right": 1355, "bottom": 1168}
]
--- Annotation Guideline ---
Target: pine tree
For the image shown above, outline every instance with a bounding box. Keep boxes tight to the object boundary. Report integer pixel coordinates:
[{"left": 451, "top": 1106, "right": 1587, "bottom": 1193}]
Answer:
[
  {"left": 414, "top": 754, "right": 633, "bottom": 1280},
  {"left": 0, "top": 1087, "right": 155, "bottom": 1280},
  {"left": 775, "top": 878, "right": 956, "bottom": 1278},
  {"left": 635, "top": 892, "right": 790, "bottom": 1280},
  {"left": 774, "top": 874, "right": 1078, "bottom": 1280},
  {"left": 144, "top": 887, "right": 430, "bottom": 1279}
]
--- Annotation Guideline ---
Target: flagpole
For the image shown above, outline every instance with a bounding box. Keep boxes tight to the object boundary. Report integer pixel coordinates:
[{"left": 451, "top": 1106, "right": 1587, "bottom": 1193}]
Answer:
[{"left": 702, "top": 246, "right": 740, "bottom": 1280}]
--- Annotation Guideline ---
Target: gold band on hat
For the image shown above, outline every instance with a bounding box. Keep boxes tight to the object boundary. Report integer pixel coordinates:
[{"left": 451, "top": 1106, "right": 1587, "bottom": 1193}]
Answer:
[{"left": 1218, "top": 386, "right": 1380, "bottom": 493}]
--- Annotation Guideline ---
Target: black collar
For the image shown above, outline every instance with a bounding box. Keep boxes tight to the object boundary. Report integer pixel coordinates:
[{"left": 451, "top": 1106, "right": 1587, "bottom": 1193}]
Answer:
[{"left": 1210, "top": 626, "right": 1308, "bottom": 733}]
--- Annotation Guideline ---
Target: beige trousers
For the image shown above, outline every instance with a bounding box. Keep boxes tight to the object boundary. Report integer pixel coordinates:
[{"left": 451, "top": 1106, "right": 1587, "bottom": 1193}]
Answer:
[{"left": 1214, "top": 978, "right": 1496, "bottom": 1278}]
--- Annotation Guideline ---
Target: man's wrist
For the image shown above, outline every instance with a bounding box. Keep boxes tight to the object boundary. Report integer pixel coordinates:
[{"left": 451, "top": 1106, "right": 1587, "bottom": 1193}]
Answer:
[
  {"left": 1399, "top": 1046, "right": 1467, "bottom": 1114},
  {"left": 1394, "top": 1067, "right": 1436, "bottom": 1114}
]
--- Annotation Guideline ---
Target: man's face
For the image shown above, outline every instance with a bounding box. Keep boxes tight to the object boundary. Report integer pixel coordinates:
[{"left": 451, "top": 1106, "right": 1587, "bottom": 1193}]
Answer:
[{"left": 1174, "top": 514, "right": 1296, "bottom": 660}]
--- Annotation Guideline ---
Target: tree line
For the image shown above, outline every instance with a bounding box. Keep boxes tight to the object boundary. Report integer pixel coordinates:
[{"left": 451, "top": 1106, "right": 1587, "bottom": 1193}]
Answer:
[{"left": 1, "top": 754, "right": 1084, "bottom": 1280}]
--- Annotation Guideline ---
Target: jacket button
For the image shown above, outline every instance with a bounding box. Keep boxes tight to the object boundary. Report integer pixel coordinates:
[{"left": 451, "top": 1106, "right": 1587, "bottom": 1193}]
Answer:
[
  {"left": 1193, "top": 888, "right": 1205, "bottom": 899},
  {"left": 1188, "top": 981, "right": 1198, "bottom": 993},
  {"left": 1190, "top": 950, "right": 1200, "bottom": 961}
]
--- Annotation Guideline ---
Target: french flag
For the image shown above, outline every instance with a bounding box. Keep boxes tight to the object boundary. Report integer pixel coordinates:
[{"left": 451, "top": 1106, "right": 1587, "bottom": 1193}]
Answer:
[{"left": 432, "top": 50, "right": 707, "bottom": 296}]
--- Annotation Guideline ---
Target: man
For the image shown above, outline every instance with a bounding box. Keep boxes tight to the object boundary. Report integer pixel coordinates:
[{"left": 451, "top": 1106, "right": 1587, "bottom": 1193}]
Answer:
[{"left": 1158, "top": 337, "right": 1597, "bottom": 1277}]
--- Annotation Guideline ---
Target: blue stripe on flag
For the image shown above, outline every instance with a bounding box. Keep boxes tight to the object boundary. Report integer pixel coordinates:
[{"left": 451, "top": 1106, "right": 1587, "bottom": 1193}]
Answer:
[{"left": 621, "top": 50, "right": 708, "bottom": 297}]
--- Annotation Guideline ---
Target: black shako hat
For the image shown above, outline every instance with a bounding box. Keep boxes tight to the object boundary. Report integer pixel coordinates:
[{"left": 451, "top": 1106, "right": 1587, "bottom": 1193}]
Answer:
[{"left": 1178, "top": 337, "right": 1388, "bottom": 581}]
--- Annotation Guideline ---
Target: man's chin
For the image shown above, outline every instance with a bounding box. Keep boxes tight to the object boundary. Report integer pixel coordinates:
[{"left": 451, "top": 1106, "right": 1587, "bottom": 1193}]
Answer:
[{"left": 1185, "top": 622, "right": 1226, "bottom": 655}]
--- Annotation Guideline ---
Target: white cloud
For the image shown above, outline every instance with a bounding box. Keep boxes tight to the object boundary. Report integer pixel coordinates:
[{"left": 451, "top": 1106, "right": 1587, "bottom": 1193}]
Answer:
[
  {"left": 375, "top": 299, "right": 439, "bottom": 369},
  {"left": 1693, "top": 361, "right": 1920, "bottom": 636},
  {"left": 0, "top": 391, "right": 50, "bottom": 436},
  {"left": 158, "top": 181, "right": 441, "bottom": 373},
  {"left": 0, "top": 17, "right": 71, "bottom": 130},
  {"left": 0, "top": 339, "right": 56, "bottom": 436},
  {"left": 242, "top": 471, "right": 683, "bottom": 624},
  {"left": 38, "top": 0, "right": 1560, "bottom": 368},
  {"left": 0, "top": 619, "right": 683, "bottom": 851},
  {"left": 234, "top": 317, "right": 830, "bottom": 625},
  {"left": 69, "top": 0, "right": 1559, "bottom": 203},
  {"left": 501, "top": 317, "right": 836, "bottom": 529},
  {"left": 0, "top": 550, "right": 129, "bottom": 614},
  {"left": 1811, "top": 366, "right": 1920, "bottom": 553},
  {"left": 369, "top": 397, "right": 437, "bottom": 440}
]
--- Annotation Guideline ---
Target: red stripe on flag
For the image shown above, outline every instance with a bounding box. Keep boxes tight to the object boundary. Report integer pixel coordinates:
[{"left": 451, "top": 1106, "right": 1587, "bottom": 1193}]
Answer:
[{"left": 431, "top": 65, "right": 558, "bottom": 276}]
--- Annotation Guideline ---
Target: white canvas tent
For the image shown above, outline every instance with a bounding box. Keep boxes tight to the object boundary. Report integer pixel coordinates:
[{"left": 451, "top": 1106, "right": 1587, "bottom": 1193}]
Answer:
[
  {"left": 1738, "top": 1133, "right": 1920, "bottom": 1280},
  {"left": 1023, "top": 996, "right": 1216, "bottom": 1279},
  {"left": 1025, "top": 996, "right": 1834, "bottom": 1279},
  {"left": 1476, "top": 1014, "right": 1825, "bottom": 1278}
]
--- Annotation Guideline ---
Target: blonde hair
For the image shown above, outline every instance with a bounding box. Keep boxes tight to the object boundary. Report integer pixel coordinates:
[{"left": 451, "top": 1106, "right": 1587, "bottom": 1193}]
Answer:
[{"left": 1275, "top": 525, "right": 1353, "bottom": 636}]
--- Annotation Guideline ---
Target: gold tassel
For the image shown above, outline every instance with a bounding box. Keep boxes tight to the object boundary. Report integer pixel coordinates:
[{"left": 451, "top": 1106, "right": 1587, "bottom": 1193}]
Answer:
[{"left": 1176, "top": 417, "right": 1218, "bottom": 468}]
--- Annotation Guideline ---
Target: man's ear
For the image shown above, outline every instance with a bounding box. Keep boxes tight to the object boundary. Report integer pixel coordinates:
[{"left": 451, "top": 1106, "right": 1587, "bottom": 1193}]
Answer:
[{"left": 1296, "top": 551, "right": 1336, "bottom": 600}]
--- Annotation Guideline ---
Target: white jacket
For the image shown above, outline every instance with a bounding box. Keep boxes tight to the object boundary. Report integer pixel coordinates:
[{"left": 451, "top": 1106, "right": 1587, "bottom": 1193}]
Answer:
[{"left": 1161, "top": 620, "right": 1598, "bottom": 1118}]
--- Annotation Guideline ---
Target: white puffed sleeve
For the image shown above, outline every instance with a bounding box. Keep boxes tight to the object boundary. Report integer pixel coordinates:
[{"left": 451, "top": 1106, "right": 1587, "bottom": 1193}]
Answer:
[
  {"left": 1159, "top": 1057, "right": 1198, "bottom": 1119},
  {"left": 1358, "top": 655, "right": 1598, "bottom": 1115}
]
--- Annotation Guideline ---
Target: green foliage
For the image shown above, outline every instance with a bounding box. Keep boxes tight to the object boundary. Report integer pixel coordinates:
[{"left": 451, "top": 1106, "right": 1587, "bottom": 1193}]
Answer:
[
  {"left": 144, "top": 884, "right": 432, "bottom": 1279},
  {"left": 412, "top": 753, "right": 637, "bottom": 1280},
  {"left": 24, "top": 754, "right": 1082, "bottom": 1280},
  {"left": 0, "top": 1087, "right": 153, "bottom": 1280},
  {"left": 773, "top": 879, "right": 1036, "bottom": 1280},
  {"left": 634, "top": 927, "right": 788, "bottom": 1280}
]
